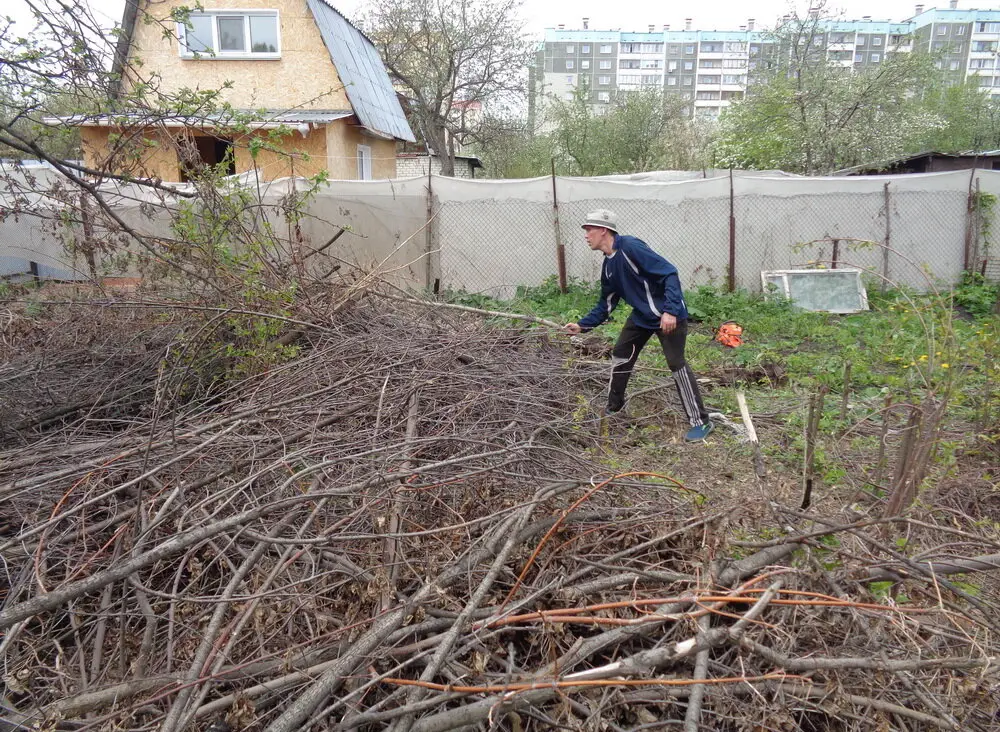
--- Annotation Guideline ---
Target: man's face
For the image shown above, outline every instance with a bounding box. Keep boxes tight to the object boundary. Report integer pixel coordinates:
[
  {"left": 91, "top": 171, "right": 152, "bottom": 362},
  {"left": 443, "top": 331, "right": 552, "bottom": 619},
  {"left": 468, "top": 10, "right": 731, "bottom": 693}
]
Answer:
[{"left": 583, "top": 225, "right": 610, "bottom": 250}]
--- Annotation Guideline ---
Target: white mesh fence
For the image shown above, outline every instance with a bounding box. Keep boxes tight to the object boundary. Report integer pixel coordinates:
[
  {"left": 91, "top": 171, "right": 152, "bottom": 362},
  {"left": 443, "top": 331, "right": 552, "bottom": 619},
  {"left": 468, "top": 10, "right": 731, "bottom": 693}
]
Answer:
[{"left": 3, "top": 168, "right": 1000, "bottom": 294}]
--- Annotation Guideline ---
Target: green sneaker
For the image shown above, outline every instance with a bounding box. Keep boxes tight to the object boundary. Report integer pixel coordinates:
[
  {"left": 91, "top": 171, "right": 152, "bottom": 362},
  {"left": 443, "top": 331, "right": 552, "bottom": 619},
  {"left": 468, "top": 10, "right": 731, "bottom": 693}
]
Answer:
[{"left": 684, "top": 422, "right": 714, "bottom": 442}]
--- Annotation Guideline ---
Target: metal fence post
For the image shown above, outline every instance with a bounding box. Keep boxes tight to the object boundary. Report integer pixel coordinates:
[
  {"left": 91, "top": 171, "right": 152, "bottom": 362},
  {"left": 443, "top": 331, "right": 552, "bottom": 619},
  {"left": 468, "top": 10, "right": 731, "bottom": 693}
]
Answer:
[
  {"left": 728, "top": 167, "right": 736, "bottom": 292},
  {"left": 551, "top": 158, "right": 568, "bottom": 294},
  {"left": 425, "top": 167, "right": 435, "bottom": 293},
  {"left": 964, "top": 167, "right": 978, "bottom": 272},
  {"left": 881, "top": 182, "right": 891, "bottom": 293}
]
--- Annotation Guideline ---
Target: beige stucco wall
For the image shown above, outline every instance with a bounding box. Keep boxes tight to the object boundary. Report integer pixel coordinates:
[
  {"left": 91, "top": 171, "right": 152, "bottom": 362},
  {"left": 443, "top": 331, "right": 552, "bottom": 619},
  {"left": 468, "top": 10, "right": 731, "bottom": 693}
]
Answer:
[
  {"left": 81, "top": 123, "right": 339, "bottom": 182},
  {"left": 122, "top": 0, "right": 350, "bottom": 111},
  {"left": 324, "top": 124, "right": 397, "bottom": 180},
  {"left": 81, "top": 126, "right": 184, "bottom": 181}
]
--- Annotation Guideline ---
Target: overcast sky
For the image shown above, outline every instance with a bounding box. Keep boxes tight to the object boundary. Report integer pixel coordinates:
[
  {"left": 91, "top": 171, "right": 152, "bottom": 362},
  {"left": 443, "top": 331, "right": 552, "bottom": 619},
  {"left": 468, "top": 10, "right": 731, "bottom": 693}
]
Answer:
[{"left": 7, "top": 0, "right": 941, "bottom": 36}]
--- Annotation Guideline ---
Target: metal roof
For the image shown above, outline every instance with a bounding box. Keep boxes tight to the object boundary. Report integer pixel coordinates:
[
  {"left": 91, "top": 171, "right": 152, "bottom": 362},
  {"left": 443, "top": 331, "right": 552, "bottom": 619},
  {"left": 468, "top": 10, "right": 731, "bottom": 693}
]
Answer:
[{"left": 307, "top": 0, "right": 415, "bottom": 142}]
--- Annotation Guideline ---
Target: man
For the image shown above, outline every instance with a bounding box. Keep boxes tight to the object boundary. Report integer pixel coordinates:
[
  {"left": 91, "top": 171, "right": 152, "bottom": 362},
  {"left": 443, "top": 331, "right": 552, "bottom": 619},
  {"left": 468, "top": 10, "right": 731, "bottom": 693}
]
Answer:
[{"left": 563, "top": 209, "right": 713, "bottom": 442}]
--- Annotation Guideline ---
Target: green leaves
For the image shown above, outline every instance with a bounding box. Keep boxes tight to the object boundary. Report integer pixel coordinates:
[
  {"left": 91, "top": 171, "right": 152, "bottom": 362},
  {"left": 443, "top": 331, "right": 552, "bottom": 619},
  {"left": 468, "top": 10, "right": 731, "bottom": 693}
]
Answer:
[{"left": 713, "top": 11, "right": 953, "bottom": 174}]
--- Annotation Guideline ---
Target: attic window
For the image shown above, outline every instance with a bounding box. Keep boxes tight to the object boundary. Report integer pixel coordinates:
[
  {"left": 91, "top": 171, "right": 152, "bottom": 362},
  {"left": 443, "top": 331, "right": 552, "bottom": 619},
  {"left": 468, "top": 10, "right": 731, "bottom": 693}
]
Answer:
[{"left": 179, "top": 11, "right": 280, "bottom": 59}]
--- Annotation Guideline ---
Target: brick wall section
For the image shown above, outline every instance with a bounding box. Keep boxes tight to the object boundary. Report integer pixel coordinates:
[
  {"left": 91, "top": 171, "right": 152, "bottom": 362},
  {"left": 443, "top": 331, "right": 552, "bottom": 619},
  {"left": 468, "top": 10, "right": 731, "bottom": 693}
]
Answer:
[{"left": 396, "top": 155, "right": 477, "bottom": 179}]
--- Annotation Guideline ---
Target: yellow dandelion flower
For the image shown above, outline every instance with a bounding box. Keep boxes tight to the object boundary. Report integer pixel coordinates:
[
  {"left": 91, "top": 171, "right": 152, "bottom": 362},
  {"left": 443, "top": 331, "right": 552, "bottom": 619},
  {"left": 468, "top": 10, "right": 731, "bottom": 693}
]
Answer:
[
  {"left": 941, "top": 363, "right": 950, "bottom": 369},
  {"left": 919, "top": 355, "right": 928, "bottom": 361}
]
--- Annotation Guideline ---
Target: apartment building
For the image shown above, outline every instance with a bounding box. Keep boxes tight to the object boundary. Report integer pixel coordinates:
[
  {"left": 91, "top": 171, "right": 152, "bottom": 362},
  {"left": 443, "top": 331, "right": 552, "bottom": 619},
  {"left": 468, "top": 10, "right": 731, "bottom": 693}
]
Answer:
[{"left": 532, "top": 4, "right": 1000, "bottom": 126}]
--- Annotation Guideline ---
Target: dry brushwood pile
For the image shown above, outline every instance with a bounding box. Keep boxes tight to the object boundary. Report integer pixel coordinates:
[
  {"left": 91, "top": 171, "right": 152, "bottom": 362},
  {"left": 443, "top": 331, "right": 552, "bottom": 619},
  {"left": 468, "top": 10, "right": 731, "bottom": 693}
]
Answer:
[{"left": 1, "top": 293, "right": 999, "bottom": 732}]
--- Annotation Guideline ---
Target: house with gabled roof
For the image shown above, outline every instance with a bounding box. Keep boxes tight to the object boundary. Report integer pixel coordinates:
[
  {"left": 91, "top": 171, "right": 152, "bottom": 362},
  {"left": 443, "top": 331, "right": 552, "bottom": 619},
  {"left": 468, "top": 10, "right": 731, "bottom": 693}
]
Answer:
[{"left": 55, "top": 0, "right": 414, "bottom": 182}]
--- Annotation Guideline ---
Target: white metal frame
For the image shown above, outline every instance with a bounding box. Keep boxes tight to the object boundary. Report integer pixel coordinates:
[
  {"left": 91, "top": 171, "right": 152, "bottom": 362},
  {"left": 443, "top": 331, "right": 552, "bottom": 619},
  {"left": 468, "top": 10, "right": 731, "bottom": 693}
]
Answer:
[
  {"left": 760, "top": 268, "right": 869, "bottom": 313},
  {"left": 178, "top": 10, "right": 281, "bottom": 60}
]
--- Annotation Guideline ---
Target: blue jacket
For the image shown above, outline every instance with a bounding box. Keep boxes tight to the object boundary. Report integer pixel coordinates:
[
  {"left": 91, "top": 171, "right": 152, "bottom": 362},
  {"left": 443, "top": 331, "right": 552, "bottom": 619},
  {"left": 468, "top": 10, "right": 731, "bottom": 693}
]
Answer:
[{"left": 578, "top": 234, "right": 688, "bottom": 331}]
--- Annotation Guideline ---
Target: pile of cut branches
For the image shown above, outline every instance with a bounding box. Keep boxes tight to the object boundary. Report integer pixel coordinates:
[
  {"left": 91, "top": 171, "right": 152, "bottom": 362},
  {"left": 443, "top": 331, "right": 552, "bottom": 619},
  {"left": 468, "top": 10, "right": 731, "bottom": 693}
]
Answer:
[{"left": 1, "top": 292, "right": 998, "bottom": 732}]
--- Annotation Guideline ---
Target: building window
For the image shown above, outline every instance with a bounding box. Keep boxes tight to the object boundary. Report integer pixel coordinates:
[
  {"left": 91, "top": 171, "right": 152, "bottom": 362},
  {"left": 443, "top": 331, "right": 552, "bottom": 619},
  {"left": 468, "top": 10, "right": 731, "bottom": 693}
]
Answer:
[
  {"left": 600, "top": 44, "right": 612, "bottom": 53},
  {"left": 937, "top": 25, "right": 948, "bottom": 35},
  {"left": 668, "top": 60, "right": 678, "bottom": 71},
  {"left": 666, "top": 76, "right": 677, "bottom": 85},
  {"left": 598, "top": 91, "right": 611, "bottom": 102},
  {"left": 564, "top": 91, "right": 574, "bottom": 100},
  {"left": 977, "top": 22, "right": 1000, "bottom": 33},
  {"left": 582, "top": 44, "right": 590, "bottom": 53},
  {"left": 357, "top": 144, "right": 372, "bottom": 180},
  {"left": 871, "top": 53, "right": 881, "bottom": 63},
  {"left": 956, "top": 25, "right": 966, "bottom": 35},
  {"left": 950, "top": 59, "right": 960, "bottom": 70},
  {"left": 566, "top": 45, "right": 574, "bottom": 53},
  {"left": 600, "top": 59, "right": 612, "bottom": 69},
  {"left": 618, "top": 74, "right": 641, "bottom": 84},
  {"left": 725, "top": 42, "right": 746, "bottom": 52},
  {"left": 683, "top": 60, "right": 694, "bottom": 70},
  {"left": 855, "top": 52, "right": 864, "bottom": 62},
  {"left": 598, "top": 75, "right": 611, "bottom": 85},
  {"left": 723, "top": 58, "right": 746, "bottom": 68},
  {"left": 872, "top": 36, "right": 883, "bottom": 46},
  {"left": 701, "top": 42, "right": 722, "bottom": 53},
  {"left": 722, "top": 74, "right": 741, "bottom": 84},
  {"left": 682, "top": 76, "right": 693, "bottom": 85},
  {"left": 699, "top": 59, "right": 722, "bottom": 68},
  {"left": 685, "top": 45, "right": 695, "bottom": 54},
  {"left": 974, "top": 41, "right": 998, "bottom": 52},
  {"left": 669, "top": 44, "right": 680, "bottom": 54},
  {"left": 696, "top": 91, "right": 720, "bottom": 100},
  {"left": 641, "top": 43, "right": 663, "bottom": 53},
  {"left": 581, "top": 60, "right": 590, "bottom": 69},
  {"left": 179, "top": 10, "right": 280, "bottom": 57},
  {"left": 566, "top": 60, "right": 574, "bottom": 69},
  {"left": 565, "top": 75, "right": 573, "bottom": 82},
  {"left": 697, "top": 74, "right": 721, "bottom": 84}
]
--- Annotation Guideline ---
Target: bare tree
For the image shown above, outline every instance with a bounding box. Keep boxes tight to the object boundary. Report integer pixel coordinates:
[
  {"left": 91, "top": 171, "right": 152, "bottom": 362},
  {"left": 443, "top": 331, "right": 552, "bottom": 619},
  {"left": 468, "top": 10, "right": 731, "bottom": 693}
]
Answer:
[{"left": 363, "top": 0, "right": 533, "bottom": 176}]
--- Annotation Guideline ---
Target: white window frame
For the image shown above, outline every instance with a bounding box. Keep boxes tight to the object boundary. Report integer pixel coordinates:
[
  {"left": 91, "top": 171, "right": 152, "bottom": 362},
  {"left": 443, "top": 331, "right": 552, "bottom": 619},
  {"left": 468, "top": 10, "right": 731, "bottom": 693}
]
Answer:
[
  {"left": 598, "top": 75, "right": 611, "bottom": 85},
  {"left": 357, "top": 144, "right": 372, "bottom": 180},
  {"left": 597, "top": 91, "right": 611, "bottom": 102},
  {"left": 566, "top": 59, "right": 574, "bottom": 69},
  {"left": 581, "top": 60, "right": 590, "bottom": 69},
  {"left": 600, "top": 44, "right": 613, "bottom": 53},
  {"left": 871, "top": 53, "right": 881, "bottom": 63},
  {"left": 937, "top": 24, "right": 948, "bottom": 35},
  {"left": 581, "top": 44, "right": 590, "bottom": 53},
  {"left": 956, "top": 25, "right": 966, "bottom": 35},
  {"left": 178, "top": 10, "right": 281, "bottom": 59},
  {"left": 599, "top": 59, "right": 612, "bottom": 69},
  {"left": 872, "top": 36, "right": 883, "bottom": 46},
  {"left": 566, "top": 45, "right": 575, "bottom": 53}
]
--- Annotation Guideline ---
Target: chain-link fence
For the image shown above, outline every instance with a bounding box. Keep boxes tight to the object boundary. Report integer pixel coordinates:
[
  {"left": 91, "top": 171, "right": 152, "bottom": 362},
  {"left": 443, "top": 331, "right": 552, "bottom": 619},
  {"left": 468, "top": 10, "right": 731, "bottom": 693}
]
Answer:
[{"left": 4, "top": 168, "right": 999, "bottom": 295}]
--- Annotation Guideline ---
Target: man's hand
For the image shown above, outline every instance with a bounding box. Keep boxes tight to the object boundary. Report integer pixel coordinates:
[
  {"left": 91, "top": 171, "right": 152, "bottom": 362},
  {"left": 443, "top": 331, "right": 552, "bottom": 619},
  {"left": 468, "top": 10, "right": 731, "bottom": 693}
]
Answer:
[
  {"left": 660, "top": 313, "right": 677, "bottom": 334},
  {"left": 563, "top": 323, "right": 582, "bottom": 335}
]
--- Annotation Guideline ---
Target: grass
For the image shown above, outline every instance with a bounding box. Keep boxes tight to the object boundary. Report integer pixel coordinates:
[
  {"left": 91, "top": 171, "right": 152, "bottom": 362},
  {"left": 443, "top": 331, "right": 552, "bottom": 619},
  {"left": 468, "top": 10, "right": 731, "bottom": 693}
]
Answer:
[{"left": 441, "top": 275, "right": 1000, "bottom": 513}]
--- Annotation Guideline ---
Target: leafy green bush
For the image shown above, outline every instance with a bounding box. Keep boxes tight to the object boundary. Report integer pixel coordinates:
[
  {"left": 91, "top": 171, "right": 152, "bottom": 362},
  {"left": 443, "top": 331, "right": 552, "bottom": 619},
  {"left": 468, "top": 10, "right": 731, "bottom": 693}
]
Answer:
[{"left": 953, "top": 271, "right": 1000, "bottom": 318}]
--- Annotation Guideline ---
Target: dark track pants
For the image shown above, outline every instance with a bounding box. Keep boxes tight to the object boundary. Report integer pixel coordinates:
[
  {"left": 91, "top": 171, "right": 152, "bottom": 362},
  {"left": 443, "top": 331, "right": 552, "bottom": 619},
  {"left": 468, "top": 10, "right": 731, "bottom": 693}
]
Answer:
[{"left": 608, "top": 317, "right": 709, "bottom": 427}]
